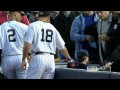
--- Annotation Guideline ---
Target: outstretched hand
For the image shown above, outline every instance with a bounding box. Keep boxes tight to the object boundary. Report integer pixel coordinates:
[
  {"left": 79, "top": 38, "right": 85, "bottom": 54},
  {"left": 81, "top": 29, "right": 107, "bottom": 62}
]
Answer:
[{"left": 100, "top": 62, "right": 113, "bottom": 71}]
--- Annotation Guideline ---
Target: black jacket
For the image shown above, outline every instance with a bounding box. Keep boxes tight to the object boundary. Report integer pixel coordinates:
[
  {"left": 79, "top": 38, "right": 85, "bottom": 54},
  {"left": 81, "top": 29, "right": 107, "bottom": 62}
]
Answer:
[
  {"left": 51, "top": 11, "right": 80, "bottom": 58},
  {"left": 105, "top": 16, "right": 120, "bottom": 61}
]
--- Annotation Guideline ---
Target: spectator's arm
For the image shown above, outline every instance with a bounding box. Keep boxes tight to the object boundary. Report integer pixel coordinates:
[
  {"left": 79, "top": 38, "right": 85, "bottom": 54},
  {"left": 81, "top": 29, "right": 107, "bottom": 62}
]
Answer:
[{"left": 70, "top": 17, "right": 86, "bottom": 41}]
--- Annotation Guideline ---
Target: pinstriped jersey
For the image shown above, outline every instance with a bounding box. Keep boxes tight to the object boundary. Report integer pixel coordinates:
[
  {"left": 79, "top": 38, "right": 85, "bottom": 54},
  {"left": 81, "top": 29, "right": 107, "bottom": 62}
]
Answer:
[
  {"left": 0, "top": 21, "right": 28, "bottom": 56},
  {"left": 24, "top": 21, "right": 65, "bottom": 54},
  {"left": 0, "top": 25, "right": 1, "bottom": 50}
]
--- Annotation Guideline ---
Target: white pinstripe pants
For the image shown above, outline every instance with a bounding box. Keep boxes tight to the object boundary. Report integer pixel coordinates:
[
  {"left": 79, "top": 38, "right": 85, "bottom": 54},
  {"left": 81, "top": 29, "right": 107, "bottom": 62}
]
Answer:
[
  {"left": 26, "top": 53, "right": 55, "bottom": 79},
  {"left": 1, "top": 55, "right": 27, "bottom": 79}
]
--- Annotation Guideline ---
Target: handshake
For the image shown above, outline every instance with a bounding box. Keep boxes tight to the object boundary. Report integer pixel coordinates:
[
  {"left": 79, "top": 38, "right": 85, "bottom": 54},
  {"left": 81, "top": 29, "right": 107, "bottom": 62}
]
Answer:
[{"left": 98, "top": 34, "right": 110, "bottom": 41}]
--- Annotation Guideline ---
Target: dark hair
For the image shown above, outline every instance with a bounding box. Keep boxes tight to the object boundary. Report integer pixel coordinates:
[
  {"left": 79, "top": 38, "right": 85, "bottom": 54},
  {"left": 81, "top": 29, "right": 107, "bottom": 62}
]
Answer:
[
  {"left": 77, "top": 50, "right": 89, "bottom": 62},
  {"left": 78, "top": 56, "right": 88, "bottom": 62}
]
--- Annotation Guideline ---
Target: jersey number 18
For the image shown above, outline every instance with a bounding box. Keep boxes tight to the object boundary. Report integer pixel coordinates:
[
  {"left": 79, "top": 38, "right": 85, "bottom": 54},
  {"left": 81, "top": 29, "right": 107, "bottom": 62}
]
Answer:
[{"left": 41, "top": 29, "right": 53, "bottom": 42}]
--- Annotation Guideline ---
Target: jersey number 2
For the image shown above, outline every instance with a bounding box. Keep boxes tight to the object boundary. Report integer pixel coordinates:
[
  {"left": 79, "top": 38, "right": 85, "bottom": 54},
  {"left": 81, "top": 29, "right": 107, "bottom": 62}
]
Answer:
[
  {"left": 41, "top": 29, "right": 53, "bottom": 42},
  {"left": 7, "top": 29, "right": 16, "bottom": 42}
]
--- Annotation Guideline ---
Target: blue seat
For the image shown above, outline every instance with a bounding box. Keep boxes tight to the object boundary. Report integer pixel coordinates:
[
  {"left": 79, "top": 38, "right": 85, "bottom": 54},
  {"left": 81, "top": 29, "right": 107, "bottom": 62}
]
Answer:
[
  {"left": 76, "top": 69, "right": 110, "bottom": 79},
  {"left": 54, "top": 68, "right": 77, "bottom": 79},
  {"left": 110, "top": 72, "right": 120, "bottom": 79},
  {"left": 54, "top": 68, "right": 120, "bottom": 79}
]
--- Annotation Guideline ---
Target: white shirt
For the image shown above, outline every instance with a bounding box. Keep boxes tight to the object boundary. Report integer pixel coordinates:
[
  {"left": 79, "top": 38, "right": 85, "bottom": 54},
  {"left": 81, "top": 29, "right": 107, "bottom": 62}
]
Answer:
[
  {"left": 24, "top": 21, "right": 65, "bottom": 54},
  {"left": 0, "top": 21, "right": 28, "bottom": 56}
]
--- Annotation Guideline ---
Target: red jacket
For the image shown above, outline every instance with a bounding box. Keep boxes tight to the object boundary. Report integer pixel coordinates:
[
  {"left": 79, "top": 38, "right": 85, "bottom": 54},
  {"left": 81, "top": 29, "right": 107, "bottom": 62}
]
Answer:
[
  {"left": 0, "top": 11, "right": 30, "bottom": 25},
  {"left": 0, "top": 11, "right": 8, "bottom": 25},
  {"left": 21, "top": 15, "right": 30, "bottom": 26}
]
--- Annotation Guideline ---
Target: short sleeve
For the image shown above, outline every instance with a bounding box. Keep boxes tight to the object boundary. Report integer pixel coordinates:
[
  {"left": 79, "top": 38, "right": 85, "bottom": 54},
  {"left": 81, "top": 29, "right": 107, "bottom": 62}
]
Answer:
[{"left": 24, "top": 24, "right": 34, "bottom": 44}]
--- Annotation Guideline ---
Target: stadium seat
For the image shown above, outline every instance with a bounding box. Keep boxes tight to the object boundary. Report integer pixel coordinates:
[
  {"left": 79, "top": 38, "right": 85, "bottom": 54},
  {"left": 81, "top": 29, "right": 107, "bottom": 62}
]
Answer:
[
  {"left": 54, "top": 68, "right": 77, "bottom": 79},
  {"left": 76, "top": 70, "right": 110, "bottom": 79},
  {"left": 110, "top": 72, "right": 120, "bottom": 79}
]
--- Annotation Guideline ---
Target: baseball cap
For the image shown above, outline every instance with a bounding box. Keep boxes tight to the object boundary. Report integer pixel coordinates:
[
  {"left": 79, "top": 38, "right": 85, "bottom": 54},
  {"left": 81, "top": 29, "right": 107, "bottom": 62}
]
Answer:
[
  {"left": 39, "top": 11, "right": 51, "bottom": 17},
  {"left": 77, "top": 50, "right": 89, "bottom": 59}
]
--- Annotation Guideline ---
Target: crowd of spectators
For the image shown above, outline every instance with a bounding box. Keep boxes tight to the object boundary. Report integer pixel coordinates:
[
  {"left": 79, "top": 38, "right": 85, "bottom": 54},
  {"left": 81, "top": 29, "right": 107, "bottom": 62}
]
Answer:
[{"left": 1, "top": 11, "right": 120, "bottom": 72}]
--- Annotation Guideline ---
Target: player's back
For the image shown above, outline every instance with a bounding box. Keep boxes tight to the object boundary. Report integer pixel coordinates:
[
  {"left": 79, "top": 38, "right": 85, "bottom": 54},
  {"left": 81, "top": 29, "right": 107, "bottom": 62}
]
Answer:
[
  {"left": 29, "top": 21, "right": 59, "bottom": 54},
  {"left": 0, "top": 21, "right": 28, "bottom": 56}
]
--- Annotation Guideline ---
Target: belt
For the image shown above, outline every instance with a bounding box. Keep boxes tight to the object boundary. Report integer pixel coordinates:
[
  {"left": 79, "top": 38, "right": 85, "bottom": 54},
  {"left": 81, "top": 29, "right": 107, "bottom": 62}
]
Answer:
[
  {"left": 35, "top": 52, "right": 54, "bottom": 55},
  {"left": 3, "top": 54, "right": 23, "bottom": 57}
]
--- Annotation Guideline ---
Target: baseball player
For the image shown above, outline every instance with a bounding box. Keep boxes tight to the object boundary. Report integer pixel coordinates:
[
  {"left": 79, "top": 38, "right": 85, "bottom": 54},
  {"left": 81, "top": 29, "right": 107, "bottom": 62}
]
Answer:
[
  {"left": 0, "top": 11, "right": 28, "bottom": 79},
  {"left": 21, "top": 11, "right": 71, "bottom": 79},
  {"left": 0, "top": 25, "right": 1, "bottom": 66}
]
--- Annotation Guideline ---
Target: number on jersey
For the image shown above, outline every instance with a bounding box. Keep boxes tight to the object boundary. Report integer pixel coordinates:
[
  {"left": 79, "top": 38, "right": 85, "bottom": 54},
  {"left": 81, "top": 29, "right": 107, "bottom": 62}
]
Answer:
[
  {"left": 41, "top": 29, "right": 53, "bottom": 42},
  {"left": 7, "top": 29, "right": 16, "bottom": 42}
]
